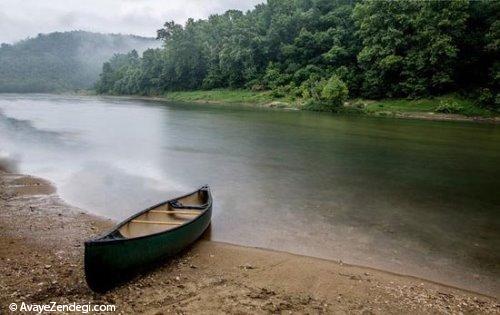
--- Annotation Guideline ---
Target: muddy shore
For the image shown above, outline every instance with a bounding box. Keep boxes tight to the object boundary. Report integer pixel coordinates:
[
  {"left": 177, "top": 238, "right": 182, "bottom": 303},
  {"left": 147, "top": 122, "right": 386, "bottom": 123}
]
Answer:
[{"left": 0, "top": 169, "right": 498, "bottom": 314}]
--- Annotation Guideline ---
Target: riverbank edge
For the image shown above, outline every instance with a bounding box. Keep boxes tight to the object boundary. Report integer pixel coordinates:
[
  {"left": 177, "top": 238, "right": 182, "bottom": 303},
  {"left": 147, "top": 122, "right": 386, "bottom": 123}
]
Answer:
[
  {"left": 84, "top": 90, "right": 500, "bottom": 124},
  {"left": 0, "top": 164, "right": 498, "bottom": 313}
]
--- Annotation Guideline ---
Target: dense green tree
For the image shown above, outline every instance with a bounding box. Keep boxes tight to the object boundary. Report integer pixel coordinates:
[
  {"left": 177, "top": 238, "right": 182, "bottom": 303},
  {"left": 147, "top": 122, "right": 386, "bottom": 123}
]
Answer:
[
  {"left": 353, "top": 0, "right": 468, "bottom": 98},
  {"left": 455, "top": 0, "right": 499, "bottom": 108},
  {"left": 321, "top": 75, "right": 348, "bottom": 106},
  {"left": 95, "top": 0, "right": 499, "bottom": 109}
]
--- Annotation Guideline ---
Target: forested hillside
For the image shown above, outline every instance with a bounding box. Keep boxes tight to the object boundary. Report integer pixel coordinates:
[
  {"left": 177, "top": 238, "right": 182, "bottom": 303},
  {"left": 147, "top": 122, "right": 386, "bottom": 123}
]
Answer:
[
  {"left": 96, "top": 0, "right": 498, "bottom": 111},
  {"left": 0, "top": 31, "right": 159, "bottom": 92}
]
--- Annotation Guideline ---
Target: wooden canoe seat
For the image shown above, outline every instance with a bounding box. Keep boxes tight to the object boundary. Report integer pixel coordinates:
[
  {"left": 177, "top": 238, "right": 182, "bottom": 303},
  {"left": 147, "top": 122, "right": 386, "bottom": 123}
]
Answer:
[
  {"left": 149, "top": 210, "right": 200, "bottom": 215},
  {"left": 131, "top": 220, "right": 183, "bottom": 225},
  {"left": 118, "top": 188, "right": 209, "bottom": 238}
]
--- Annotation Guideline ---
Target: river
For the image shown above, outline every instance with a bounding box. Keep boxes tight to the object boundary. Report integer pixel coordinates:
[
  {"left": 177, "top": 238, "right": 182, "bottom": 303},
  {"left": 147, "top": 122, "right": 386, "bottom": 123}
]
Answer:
[{"left": 0, "top": 94, "right": 498, "bottom": 296}]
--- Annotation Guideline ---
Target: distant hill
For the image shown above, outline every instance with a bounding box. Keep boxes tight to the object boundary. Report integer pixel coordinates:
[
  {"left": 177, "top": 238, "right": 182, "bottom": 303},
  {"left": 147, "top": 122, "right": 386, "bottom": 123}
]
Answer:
[{"left": 0, "top": 31, "right": 160, "bottom": 93}]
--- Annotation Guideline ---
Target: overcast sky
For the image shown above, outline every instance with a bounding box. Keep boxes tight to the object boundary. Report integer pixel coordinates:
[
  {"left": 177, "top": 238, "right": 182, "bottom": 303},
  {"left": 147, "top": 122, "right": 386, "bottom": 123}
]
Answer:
[{"left": 0, "top": 0, "right": 264, "bottom": 44}]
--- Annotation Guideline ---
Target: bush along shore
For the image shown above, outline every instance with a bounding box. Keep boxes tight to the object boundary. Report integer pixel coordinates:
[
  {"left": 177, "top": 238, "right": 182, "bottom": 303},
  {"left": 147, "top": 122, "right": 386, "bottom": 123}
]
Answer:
[{"left": 94, "top": 0, "right": 498, "bottom": 115}]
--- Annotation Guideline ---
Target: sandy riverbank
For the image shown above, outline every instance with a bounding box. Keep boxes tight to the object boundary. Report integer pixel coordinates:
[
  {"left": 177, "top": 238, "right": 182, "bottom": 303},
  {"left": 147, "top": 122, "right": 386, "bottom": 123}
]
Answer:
[{"left": 0, "top": 169, "right": 498, "bottom": 314}]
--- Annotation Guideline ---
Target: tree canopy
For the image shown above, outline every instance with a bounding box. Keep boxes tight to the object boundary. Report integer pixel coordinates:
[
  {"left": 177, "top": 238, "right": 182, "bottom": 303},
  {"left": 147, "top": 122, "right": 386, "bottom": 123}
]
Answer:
[{"left": 96, "top": 0, "right": 498, "bottom": 109}]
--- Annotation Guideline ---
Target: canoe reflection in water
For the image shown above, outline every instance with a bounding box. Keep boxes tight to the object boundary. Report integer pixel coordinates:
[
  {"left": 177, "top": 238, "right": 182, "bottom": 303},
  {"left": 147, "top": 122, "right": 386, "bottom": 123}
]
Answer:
[{"left": 84, "top": 186, "right": 212, "bottom": 292}]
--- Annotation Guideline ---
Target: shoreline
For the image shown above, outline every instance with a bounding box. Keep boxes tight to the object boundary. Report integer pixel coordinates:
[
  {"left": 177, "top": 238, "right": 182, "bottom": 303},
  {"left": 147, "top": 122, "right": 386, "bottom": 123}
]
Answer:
[
  {"left": 0, "top": 167, "right": 498, "bottom": 313},
  {"left": 89, "top": 92, "right": 500, "bottom": 124},
  {"left": 2, "top": 91, "right": 498, "bottom": 124}
]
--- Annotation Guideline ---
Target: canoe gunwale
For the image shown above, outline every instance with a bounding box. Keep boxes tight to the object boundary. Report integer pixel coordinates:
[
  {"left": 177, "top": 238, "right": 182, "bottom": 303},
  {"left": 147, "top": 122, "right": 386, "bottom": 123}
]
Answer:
[{"left": 85, "top": 185, "right": 212, "bottom": 246}]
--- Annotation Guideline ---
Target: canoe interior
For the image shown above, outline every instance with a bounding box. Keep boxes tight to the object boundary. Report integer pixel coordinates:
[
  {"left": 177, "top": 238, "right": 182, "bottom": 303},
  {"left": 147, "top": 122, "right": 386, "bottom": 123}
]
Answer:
[{"left": 118, "top": 189, "right": 209, "bottom": 238}]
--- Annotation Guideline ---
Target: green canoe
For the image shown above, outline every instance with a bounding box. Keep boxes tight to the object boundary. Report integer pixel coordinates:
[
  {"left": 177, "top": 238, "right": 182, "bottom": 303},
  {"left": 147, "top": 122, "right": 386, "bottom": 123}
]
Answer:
[{"left": 84, "top": 186, "right": 212, "bottom": 292}]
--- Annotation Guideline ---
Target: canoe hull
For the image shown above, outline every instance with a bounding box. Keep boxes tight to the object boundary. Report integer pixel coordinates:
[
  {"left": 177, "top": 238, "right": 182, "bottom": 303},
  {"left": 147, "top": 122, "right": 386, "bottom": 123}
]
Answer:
[{"left": 84, "top": 205, "right": 211, "bottom": 292}]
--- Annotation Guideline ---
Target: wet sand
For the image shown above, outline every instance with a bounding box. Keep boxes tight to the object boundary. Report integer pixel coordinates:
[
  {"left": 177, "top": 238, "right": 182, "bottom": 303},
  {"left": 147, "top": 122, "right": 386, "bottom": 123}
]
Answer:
[{"left": 0, "top": 169, "right": 498, "bottom": 314}]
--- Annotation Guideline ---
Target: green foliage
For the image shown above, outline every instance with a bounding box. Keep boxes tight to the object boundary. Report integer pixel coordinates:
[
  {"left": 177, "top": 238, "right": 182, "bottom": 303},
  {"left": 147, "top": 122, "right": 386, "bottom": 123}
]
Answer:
[
  {"left": 435, "top": 100, "right": 464, "bottom": 114},
  {"left": 94, "top": 0, "right": 499, "bottom": 113},
  {"left": 365, "top": 95, "right": 493, "bottom": 117},
  {"left": 321, "top": 75, "right": 348, "bottom": 107},
  {"left": 299, "top": 75, "right": 348, "bottom": 111},
  {"left": 456, "top": 0, "right": 499, "bottom": 109},
  {"left": 0, "top": 31, "right": 159, "bottom": 93},
  {"left": 301, "top": 74, "right": 347, "bottom": 98},
  {"left": 163, "top": 89, "right": 285, "bottom": 105},
  {"left": 354, "top": 0, "right": 468, "bottom": 98},
  {"left": 475, "top": 88, "right": 495, "bottom": 109}
]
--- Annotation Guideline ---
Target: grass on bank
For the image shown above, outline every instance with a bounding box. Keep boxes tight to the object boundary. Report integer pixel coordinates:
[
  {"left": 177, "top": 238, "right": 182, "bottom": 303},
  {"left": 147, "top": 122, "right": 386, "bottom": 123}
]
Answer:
[
  {"left": 163, "top": 89, "right": 291, "bottom": 105},
  {"left": 362, "top": 95, "right": 494, "bottom": 117},
  {"left": 162, "top": 89, "right": 496, "bottom": 118}
]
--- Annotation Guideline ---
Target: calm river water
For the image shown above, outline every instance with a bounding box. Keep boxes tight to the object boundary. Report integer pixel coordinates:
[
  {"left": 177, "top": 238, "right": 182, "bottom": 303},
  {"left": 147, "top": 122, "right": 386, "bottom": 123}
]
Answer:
[{"left": 0, "top": 94, "right": 498, "bottom": 295}]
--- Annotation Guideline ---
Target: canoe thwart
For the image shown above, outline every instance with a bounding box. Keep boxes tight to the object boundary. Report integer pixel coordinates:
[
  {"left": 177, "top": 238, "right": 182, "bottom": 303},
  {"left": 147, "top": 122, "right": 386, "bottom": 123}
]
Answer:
[
  {"left": 130, "top": 219, "right": 183, "bottom": 225},
  {"left": 149, "top": 210, "right": 200, "bottom": 215}
]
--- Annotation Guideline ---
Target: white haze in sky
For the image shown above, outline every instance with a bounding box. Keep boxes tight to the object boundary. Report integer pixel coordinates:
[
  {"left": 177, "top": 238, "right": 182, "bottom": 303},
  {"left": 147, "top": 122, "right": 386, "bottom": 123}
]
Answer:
[{"left": 0, "top": 0, "right": 264, "bottom": 44}]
